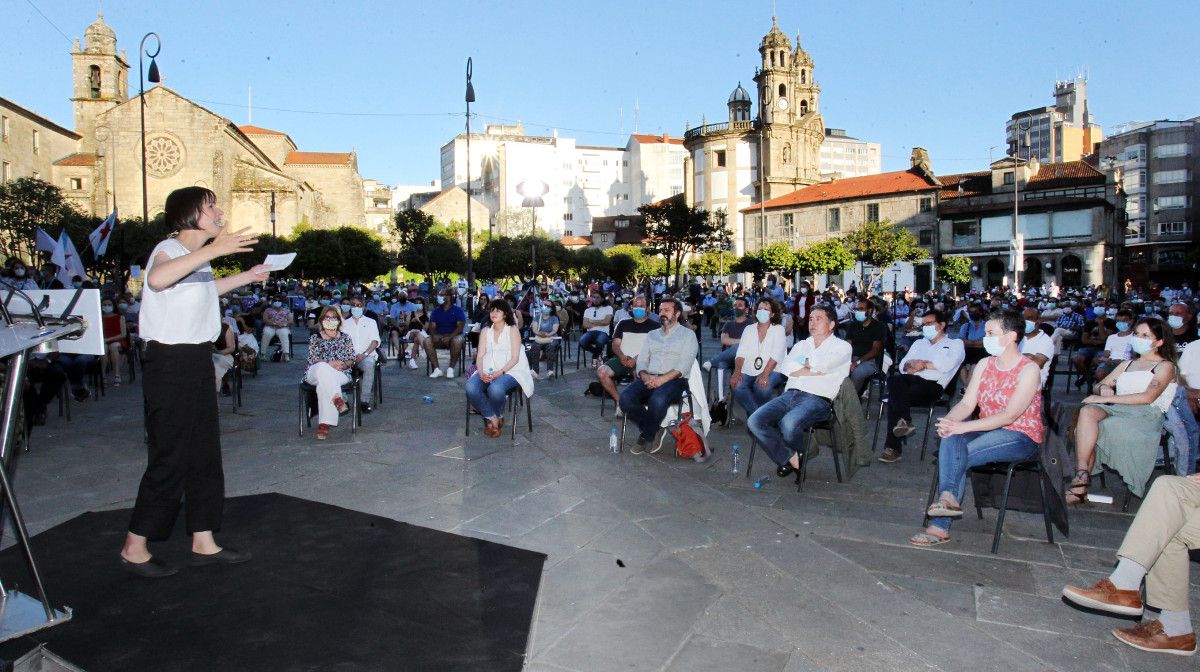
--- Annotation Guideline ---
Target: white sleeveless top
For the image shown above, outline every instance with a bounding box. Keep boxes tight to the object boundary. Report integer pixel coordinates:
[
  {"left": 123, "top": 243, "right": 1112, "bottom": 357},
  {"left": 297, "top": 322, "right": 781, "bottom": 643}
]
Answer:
[
  {"left": 479, "top": 324, "right": 535, "bottom": 398},
  {"left": 1115, "top": 362, "right": 1177, "bottom": 413}
]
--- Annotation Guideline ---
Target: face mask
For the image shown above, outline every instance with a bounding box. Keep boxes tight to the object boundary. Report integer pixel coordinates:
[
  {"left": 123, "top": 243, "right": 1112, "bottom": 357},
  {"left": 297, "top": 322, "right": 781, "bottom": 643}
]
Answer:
[
  {"left": 350, "top": 307, "right": 364, "bottom": 318},
  {"left": 1062, "top": 307, "right": 1072, "bottom": 314},
  {"left": 982, "top": 335, "right": 1004, "bottom": 356},
  {"left": 1131, "top": 337, "right": 1153, "bottom": 355},
  {"left": 756, "top": 309, "right": 771, "bottom": 324},
  {"left": 321, "top": 319, "right": 340, "bottom": 330},
  {"left": 853, "top": 310, "right": 867, "bottom": 322},
  {"left": 541, "top": 306, "right": 551, "bottom": 314},
  {"left": 72, "top": 281, "right": 83, "bottom": 289},
  {"left": 373, "top": 294, "right": 380, "bottom": 301},
  {"left": 224, "top": 309, "right": 233, "bottom": 317},
  {"left": 1168, "top": 315, "right": 1185, "bottom": 329},
  {"left": 921, "top": 325, "right": 938, "bottom": 340},
  {"left": 1001, "top": 303, "right": 1010, "bottom": 310},
  {"left": 799, "top": 288, "right": 808, "bottom": 295},
  {"left": 767, "top": 281, "right": 776, "bottom": 288},
  {"left": 1115, "top": 321, "right": 1130, "bottom": 332},
  {"left": 631, "top": 307, "right": 647, "bottom": 320},
  {"left": 340, "top": 304, "right": 351, "bottom": 313},
  {"left": 1106, "top": 309, "right": 1117, "bottom": 317},
  {"left": 13, "top": 268, "right": 25, "bottom": 277},
  {"left": 734, "top": 308, "right": 746, "bottom": 317},
  {"left": 1024, "top": 320, "right": 1037, "bottom": 334},
  {"left": 333, "top": 293, "right": 342, "bottom": 299},
  {"left": 320, "top": 299, "right": 331, "bottom": 306},
  {"left": 272, "top": 301, "right": 282, "bottom": 308},
  {"left": 118, "top": 302, "right": 129, "bottom": 311},
  {"left": 102, "top": 306, "right": 114, "bottom": 314}
]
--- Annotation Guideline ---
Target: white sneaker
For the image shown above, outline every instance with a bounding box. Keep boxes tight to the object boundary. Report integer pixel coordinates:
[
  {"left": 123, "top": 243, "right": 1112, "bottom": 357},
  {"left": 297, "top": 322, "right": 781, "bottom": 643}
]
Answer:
[
  {"left": 407, "top": 358, "right": 418, "bottom": 370},
  {"left": 446, "top": 367, "right": 456, "bottom": 379},
  {"left": 702, "top": 361, "right": 712, "bottom": 372},
  {"left": 546, "top": 369, "right": 556, "bottom": 379},
  {"left": 429, "top": 368, "right": 444, "bottom": 379},
  {"left": 614, "top": 407, "right": 624, "bottom": 418}
]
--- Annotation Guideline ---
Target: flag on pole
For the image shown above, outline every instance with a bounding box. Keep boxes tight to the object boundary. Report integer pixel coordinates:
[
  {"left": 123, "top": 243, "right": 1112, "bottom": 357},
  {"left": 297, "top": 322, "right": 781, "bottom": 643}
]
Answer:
[
  {"left": 88, "top": 211, "right": 117, "bottom": 257},
  {"left": 55, "top": 231, "right": 88, "bottom": 286},
  {"left": 35, "top": 227, "right": 59, "bottom": 253}
]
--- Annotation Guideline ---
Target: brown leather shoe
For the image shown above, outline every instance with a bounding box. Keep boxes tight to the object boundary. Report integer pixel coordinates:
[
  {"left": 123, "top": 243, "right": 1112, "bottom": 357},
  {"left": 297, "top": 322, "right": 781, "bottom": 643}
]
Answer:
[
  {"left": 1062, "top": 578, "right": 1143, "bottom": 616},
  {"left": 315, "top": 423, "right": 331, "bottom": 440},
  {"left": 1112, "top": 620, "right": 1196, "bottom": 656},
  {"left": 483, "top": 420, "right": 500, "bottom": 438}
]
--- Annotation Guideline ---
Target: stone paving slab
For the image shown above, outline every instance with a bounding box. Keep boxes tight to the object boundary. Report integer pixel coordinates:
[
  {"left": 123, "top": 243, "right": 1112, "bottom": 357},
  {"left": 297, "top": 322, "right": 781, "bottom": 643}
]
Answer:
[{"left": 8, "top": 339, "right": 1195, "bottom": 671}]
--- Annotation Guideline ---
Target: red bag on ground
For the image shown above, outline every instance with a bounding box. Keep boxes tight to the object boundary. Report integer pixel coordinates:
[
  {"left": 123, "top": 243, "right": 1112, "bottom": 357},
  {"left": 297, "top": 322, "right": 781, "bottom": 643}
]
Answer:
[{"left": 671, "top": 412, "right": 704, "bottom": 459}]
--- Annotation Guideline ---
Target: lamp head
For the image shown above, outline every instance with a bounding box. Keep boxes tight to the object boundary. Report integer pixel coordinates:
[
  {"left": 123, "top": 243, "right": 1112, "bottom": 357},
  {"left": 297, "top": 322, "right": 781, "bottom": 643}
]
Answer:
[
  {"left": 466, "top": 81, "right": 476, "bottom": 104},
  {"left": 147, "top": 58, "right": 161, "bottom": 83}
]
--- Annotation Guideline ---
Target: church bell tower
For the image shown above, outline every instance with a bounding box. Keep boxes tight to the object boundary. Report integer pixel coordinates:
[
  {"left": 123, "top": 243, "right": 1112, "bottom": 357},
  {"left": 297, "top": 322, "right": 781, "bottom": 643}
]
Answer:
[
  {"left": 71, "top": 12, "right": 130, "bottom": 152},
  {"left": 753, "top": 17, "right": 824, "bottom": 200}
]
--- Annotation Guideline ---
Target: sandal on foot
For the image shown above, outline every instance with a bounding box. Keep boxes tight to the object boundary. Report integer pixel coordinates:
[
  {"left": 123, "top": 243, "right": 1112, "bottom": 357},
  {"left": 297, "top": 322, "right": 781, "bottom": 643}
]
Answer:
[
  {"left": 1066, "top": 469, "right": 1090, "bottom": 506},
  {"left": 926, "top": 500, "right": 963, "bottom": 518},
  {"left": 909, "top": 530, "right": 950, "bottom": 547}
]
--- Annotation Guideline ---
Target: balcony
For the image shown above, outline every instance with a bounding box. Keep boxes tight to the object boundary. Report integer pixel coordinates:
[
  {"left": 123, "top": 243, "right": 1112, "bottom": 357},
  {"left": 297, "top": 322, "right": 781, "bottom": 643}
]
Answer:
[
  {"left": 1125, "top": 220, "right": 1146, "bottom": 243},
  {"left": 684, "top": 119, "right": 759, "bottom": 141}
]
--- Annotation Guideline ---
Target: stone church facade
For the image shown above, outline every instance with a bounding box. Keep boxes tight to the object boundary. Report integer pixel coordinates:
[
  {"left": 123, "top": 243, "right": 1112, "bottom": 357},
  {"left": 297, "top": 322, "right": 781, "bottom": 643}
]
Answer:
[
  {"left": 46, "top": 14, "right": 367, "bottom": 236},
  {"left": 683, "top": 18, "right": 825, "bottom": 254}
]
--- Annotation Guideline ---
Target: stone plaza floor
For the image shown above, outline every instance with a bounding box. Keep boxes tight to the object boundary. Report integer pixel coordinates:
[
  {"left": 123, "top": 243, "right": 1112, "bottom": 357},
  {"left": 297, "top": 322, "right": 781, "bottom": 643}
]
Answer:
[{"left": 10, "top": 331, "right": 1198, "bottom": 671}]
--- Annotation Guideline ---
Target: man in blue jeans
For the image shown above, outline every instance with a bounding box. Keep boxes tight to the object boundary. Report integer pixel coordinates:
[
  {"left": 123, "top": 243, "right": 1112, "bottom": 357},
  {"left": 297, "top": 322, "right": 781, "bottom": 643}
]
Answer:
[
  {"left": 748, "top": 305, "right": 851, "bottom": 478},
  {"left": 702, "top": 297, "right": 752, "bottom": 401},
  {"left": 619, "top": 298, "right": 698, "bottom": 452}
]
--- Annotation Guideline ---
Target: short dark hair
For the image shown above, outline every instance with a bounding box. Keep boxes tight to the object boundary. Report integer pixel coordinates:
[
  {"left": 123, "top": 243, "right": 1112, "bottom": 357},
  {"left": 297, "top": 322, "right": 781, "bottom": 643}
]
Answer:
[
  {"left": 756, "top": 297, "right": 783, "bottom": 324},
  {"left": 163, "top": 186, "right": 217, "bottom": 232},
  {"left": 487, "top": 299, "right": 516, "bottom": 326},
  {"left": 922, "top": 309, "right": 947, "bottom": 326},
  {"left": 987, "top": 309, "right": 1023, "bottom": 336},
  {"left": 810, "top": 304, "right": 837, "bottom": 323}
]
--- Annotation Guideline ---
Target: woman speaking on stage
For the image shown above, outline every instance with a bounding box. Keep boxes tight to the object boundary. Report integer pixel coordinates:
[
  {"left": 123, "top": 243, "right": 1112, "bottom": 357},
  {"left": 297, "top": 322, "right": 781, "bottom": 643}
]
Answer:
[{"left": 119, "top": 186, "right": 270, "bottom": 578}]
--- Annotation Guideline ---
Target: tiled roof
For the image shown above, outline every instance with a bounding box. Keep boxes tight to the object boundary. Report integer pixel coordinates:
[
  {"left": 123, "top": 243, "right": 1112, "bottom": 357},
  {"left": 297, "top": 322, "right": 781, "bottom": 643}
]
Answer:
[
  {"left": 631, "top": 133, "right": 684, "bottom": 145},
  {"left": 285, "top": 151, "right": 353, "bottom": 165},
  {"left": 939, "top": 161, "right": 1104, "bottom": 200},
  {"left": 238, "top": 124, "right": 288, "bottom": 136},
  {"left": 742, "top": 168, "right": 938, "bottom": 212},
  {"left": 559, "top": 235, "right": 593, "bottom": 246},
  {"left": 53, "top": 153, "right": 97, "bottom": 167}
]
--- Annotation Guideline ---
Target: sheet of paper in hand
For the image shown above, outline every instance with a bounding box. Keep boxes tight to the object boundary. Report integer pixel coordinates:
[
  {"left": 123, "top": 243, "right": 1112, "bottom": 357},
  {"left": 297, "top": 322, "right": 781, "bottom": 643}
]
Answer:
[{"left": 264, "top": 253, "right": 297, "bottom": 271}]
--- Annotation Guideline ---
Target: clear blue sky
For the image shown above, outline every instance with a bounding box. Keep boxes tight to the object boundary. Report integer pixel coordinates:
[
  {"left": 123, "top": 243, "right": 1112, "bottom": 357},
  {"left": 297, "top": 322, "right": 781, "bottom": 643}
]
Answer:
[{"left": 6, "top": 0, "right": 1198, "bottom": 185}]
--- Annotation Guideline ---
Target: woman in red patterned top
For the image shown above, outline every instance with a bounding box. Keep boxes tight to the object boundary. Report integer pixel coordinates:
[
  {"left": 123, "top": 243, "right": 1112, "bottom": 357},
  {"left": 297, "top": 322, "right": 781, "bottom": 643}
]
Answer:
[{"left": 911, "top": 309, "right": 1044, "bottom": 546}]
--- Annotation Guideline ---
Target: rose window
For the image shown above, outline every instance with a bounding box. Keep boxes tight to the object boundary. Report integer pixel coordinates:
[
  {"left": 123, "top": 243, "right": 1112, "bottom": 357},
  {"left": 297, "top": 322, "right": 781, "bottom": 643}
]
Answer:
[{"left": 145, "top": 136, "right": 183, "bottom": 177}]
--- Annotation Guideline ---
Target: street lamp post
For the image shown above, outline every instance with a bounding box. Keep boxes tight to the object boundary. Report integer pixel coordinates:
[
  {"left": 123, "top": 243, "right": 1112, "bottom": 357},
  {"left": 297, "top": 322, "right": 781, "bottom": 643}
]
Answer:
[
  {"left": 517, "top": 179, "right": 548, "bottom": 287},
  {"left": 138, "top": 32, "right": 161, "bottom": 225},
  {"left": 465, "top": 57, "right": 476, "bottom": 287}
]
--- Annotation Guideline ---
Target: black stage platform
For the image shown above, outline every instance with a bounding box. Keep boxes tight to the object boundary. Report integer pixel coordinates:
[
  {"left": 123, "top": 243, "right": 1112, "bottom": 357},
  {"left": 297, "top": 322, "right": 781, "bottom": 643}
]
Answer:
[{"left": 0, "top": 493, "right": 545, "bottom": 671}]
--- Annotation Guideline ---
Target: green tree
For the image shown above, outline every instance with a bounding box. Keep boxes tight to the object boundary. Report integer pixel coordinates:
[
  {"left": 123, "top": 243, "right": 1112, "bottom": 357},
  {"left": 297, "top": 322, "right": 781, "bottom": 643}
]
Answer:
[
  {"left": 688, "top": 249, "right": 738, "bottom": 279},
  {"left": 604, "top": 244, "right": 665, "bottom": 286},
  {"left": 432, "top": 218, "right": 488, "bottom": 253},
  {"left": 422, "top": 233, "right": 466, "bottom": 283},
  {"left": 0, "top": 177, "right": 79, "bottom": 263},
  {"left": 571, "top": 247, "right": 609, "bottom": 282},
  {"left": 794, "top": 238, "right": 855, "bottom": 283},
  {"left": 936, "top": 255, "right": 973, "bottom": 297},
  {"left": 731, "top": 250, "right": 765, "bottom": 280},
  {"left": 290, "top": 229, "right": 345, "bottom": 280},
  {"left": 391, "top": 209, "right": 437, "bottom": 279},
  {"left": 212, "top": 234, "right": 293, "bottom": 277},
  {"left": 335, "top": 227, "right": 395, "bottom": 281},
  {"left": 756, "top": 242, "right": 798, "bottom": 277},
  {"left": 639, "top": 200, "right": 728, "bottom": 284},
  {"left": 842, "top": 220, "right": 924, "bottom": 292}
]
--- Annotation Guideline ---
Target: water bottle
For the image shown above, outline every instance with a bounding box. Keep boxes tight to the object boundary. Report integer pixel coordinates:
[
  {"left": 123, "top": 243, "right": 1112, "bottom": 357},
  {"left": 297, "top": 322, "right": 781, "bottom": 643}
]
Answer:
[
  {"left": 730, "top": 443, "right": 741, "bottom": 473},
  {"left": 754, "top": 475, "right": 770, "bottom": 489},
  {"left": 422, "top": 395, "right": 433, "bottom": 404},
  {"left": 609, "top": 428, "right": 620, "bottom": 453}
]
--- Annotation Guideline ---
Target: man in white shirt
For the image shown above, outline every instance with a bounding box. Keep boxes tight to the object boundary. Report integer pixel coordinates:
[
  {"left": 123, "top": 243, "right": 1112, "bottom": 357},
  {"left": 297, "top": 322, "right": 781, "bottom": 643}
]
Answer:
[
  {"left": 747, "top": 306, "right": 851, "bottom": 477},
  {"left": 879, "top": 309, "right": 966, "bottom": 463},
  {"left": 579, "top": 294, "right": 614, "bottom": 368},
  {"left": 342, "top": 295, "right": 381, "bottom": 413},
  {"left": 1018, "top": 306, "right": 1056, "bottom": 388}
]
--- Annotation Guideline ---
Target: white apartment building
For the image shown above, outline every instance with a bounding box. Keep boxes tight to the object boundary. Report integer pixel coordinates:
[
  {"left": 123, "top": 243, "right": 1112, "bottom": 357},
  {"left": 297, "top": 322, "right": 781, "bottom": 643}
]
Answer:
[
  {"left": 819, "top": 128, "right": 881, "bottom": 179},
  {"left": 439, "top": 124, "right": 685, "bottom": 239}
]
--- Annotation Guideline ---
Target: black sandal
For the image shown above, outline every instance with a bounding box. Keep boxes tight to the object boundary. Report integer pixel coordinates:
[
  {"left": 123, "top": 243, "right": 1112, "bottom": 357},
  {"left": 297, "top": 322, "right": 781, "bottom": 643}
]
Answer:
[{"left": 1066, "top": 469, "right": 1090, "bottom": 506}]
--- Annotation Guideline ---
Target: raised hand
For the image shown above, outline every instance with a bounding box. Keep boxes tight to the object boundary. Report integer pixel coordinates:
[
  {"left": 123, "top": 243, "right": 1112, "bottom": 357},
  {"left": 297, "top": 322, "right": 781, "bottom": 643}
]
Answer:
[{"left": 208, "top": 227, "right": 259, "bottom": 258}]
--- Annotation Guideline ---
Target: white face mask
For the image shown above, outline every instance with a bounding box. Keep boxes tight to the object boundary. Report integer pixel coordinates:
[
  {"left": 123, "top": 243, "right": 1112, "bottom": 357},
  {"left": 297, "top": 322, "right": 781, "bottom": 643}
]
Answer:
[
  {"left": 755, "top": 309, "right": 771, "bottom": 324},
  {"left": 321, "top": 319, "right": 339, "bottom": 330}
]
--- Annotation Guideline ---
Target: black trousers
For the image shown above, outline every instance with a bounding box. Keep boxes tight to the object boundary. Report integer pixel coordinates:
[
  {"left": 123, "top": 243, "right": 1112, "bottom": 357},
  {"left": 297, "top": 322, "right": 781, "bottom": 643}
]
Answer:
[
  {"left": 129, "top": 342, "right": 224, "bottom": 540},
  {"left": 884, "top": 373, "right": 945, "bottom": 452}
]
